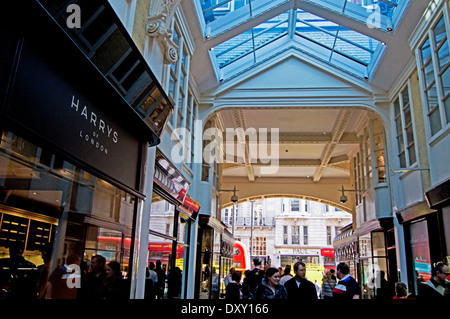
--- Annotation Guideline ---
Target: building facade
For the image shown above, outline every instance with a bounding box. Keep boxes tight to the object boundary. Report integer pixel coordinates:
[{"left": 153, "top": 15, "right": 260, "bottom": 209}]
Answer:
[{"left": 222, "top": 198, "right": 352, "bottom": 283}]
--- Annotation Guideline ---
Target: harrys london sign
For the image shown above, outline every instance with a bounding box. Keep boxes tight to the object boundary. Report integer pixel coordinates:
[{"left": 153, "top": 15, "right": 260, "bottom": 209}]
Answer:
[{"left": 5, "top": 19, "right": 143, "bottom": 192}]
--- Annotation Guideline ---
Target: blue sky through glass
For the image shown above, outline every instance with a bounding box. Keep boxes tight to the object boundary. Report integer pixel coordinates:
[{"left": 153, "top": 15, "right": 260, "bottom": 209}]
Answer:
[{"left": 211, "top": 8, "right": 381, "bottom": 79}]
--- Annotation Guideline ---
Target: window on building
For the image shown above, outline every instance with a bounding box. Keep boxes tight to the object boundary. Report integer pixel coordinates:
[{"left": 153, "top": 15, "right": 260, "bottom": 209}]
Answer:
[
  {"left": 373, "top": 121, "right": 387, "bottom": 183},
  {"left": 252, "top": 237, "right": 266, "bottom": 256},
  {"left": 291, "top": 199, "right": 300, "bottom": 211},
  {"left": 418, "top": 15, "right": 450, "bottom": 137},
  {"left": 283, "top": 226, "right": 288, "bottom": 245},
  {"left": 292, "top": 226, "right": 300, "bottom": 245},
  {"left": 363, "top": 129, "right": 372, "bottom": 189},
  {"left": 303, "top": 226, "right": 308, "bottom": 245},
  {"left": 327, "top": 226, "right": 332, "bottom": 245},
  {"left": 167, "top": 18, "right": 198, "bottom": 171},
  {"left": 394, "top": 85, "right": 417, "bottom": 168}
]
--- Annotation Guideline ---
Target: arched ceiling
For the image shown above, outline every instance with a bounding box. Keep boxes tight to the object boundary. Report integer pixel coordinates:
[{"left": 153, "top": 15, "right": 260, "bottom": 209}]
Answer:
[{"left": 178, "top": 0, "right": 431, "bottom": 211}]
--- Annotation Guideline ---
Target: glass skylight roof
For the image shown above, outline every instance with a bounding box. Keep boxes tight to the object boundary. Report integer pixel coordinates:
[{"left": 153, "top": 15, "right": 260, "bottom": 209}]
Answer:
[
  {"left": 196, "top": 1, "right": 410, "bottom": 80},
  {"left": 211, "top": 9, "right": 381, "bottom": 79},
  {"left": 199, "top": 1, "right": 406, "bottom": 34}
]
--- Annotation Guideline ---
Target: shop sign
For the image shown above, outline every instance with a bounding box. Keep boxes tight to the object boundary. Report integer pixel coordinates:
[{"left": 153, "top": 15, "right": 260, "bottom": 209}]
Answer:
[
  {"left": 321, "top": 248, "right": 335, "bottom": 257},
  {"left": 5, "top": 26, "right": 142, "bottom": 191}
]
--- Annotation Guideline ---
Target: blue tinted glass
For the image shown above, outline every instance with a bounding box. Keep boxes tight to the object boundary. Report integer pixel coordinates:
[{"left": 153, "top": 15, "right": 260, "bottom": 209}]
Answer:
[{"left": 214, "top": 12, "right": 288, "bottom": 68}]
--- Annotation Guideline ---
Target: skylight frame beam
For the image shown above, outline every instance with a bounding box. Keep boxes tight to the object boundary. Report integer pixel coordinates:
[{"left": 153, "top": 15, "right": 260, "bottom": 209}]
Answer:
[
  {"left": 218, "top": 31, "right": 288, "bottom": 68},
  {"left": 202, "top": 0, "right": 235, "bottom": 15},
  {"left": 216, "top": 16, "right": 289, "bottom": 58},
  {"left": 295, "top": 32, "right": 370, "bottom": 67},
  {"left": 295, "top": 17, "right": 376, "bottom": 54}
]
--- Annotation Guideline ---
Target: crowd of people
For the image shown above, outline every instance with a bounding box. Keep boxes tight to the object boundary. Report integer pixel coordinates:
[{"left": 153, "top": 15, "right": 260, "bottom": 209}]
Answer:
[
  {"left": 0, "top": 247, "right": 180, "bottom": 300},
  {"left": 224, "top": 258, "right": 450, "bottom": 301}
]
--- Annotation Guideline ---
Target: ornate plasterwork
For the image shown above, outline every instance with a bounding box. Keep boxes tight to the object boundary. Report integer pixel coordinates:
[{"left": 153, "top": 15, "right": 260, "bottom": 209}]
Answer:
[{"left": 146, "top": 0, "right": 181, "bottom": 65}]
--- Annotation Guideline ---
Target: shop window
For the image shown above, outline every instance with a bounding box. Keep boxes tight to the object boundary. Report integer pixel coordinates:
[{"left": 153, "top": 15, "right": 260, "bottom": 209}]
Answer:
[
  {"left": 409, "top": 219, "right": 432, "bottom": 288},
  {"left": 148, "top": 194, "right": 186, "bottom": 299},
  {"left": 0, "top": 131, "right": 136, "bottom": 299}
]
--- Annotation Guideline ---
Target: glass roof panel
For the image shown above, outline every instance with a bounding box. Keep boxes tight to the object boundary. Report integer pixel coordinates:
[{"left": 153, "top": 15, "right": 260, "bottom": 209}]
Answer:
[
  {"left": 206, "top": 5, "right": 385, "bottom": 80},
  {"left": 309, "top": 0, "right": 404, "bottom": 30},
  {"left": 201, "top": 0, "right": 251, "bottom": 25},
  {"left": 294, "top": 10, "right": 380, "bottom": 67},
  {"left": 214, "top": 12, "right": 289, "bottom": 68}
]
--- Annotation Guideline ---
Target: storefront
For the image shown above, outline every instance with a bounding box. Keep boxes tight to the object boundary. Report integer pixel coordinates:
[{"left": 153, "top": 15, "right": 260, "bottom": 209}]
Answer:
[
  {"left": 334, "top": 220, "right": 397, "bottom": 299},
  {"left": 333, "top": 224, "right": 358, "bottom": 285},
  {"left": 149, "top": 150, "right": 200, "bottom": 299},
  {"left": 396, "top": 177, "right": 450, "bottom": 295},
  {"left": 196, "top": 215, "right": 234, "bottom": 299},
  {"left": 0, "top": 1, "right": 172, "bottom": 299}
]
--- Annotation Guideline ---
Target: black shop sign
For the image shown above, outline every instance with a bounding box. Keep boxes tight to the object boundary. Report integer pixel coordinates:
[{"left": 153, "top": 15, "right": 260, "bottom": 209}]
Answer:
[{"left": 3, "top": 8, "right": 146, "bottom": 192}]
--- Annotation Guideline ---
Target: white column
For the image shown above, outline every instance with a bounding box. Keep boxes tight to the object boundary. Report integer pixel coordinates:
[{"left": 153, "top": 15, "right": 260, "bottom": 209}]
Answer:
[{"left": 130, "top": 146, "right": 156, "bottom": 299}]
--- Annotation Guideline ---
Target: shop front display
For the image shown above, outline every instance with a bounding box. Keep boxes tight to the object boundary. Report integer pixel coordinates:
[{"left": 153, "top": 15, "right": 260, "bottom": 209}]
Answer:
[
  {"left": 196, "top": 215, "right": 234, "bottom": 299},
  {"left": 148, "top": 150, "right": 200, "bottom": 299},
  {"left": 397, "top": 180, "right": 449, "bottom": 295},
  {"left": 0, "top": 132, "right": 140, "bottom": 299}
]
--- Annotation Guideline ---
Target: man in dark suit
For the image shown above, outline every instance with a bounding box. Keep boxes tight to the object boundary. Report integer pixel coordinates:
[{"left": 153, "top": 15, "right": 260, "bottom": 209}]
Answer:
[
  {"left": 417, "top": 262, "right": 449, "bottom": 300},
  {"left": 284, "top": 261, "right": 318, "bottom": 300}
]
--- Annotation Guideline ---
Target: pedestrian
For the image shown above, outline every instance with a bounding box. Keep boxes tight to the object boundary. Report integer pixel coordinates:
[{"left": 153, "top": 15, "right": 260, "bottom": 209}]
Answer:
[
  {"left": 393, "top": 282, "right": 412, "bottom": 299},
  {"left": 155, "top": 260, "right": 166, "bottom": 299},
  {"left": 321, "top": 271, "right": 336, "bottom": 299},
  {"left": 80, "top": 254, "right": 106, "bottom": 299},
  {"left": 46, "top": 254, "right": 81, "bottom": 299},
  {"left": 330, "top": 269, "right": 337, "bottom": 281},
  {"left": 374, "top": 270, "right": 392, "bottom": 300},
  {"left": 167, "top": 267, "right": 182, "bottom": 299},
  {"left": 279, "top": 264, "right": 293, "bottom": 286},
  {"left": 225, "top": 270, "right": 242, "bottom": 300},
  {"left": 417, "top": 262, "right": 449, "bottom": 300},
  {"left": 224, "top": 267, "right": 235, "bottom": 287},
  {"left": 332, "top": 262, "right": 360, "bottom": 299},
  {"left": 100, "top": 261, "right": 126, "bottom": 300},
  {"left": 242, "top": 258, "right": 264, "bottom": 298},
  {"left": 254, "top": 267, "right": 288, "bottom": 300},
  {"left": 284, "top": 261, "right": 317, "bottom": 300}
]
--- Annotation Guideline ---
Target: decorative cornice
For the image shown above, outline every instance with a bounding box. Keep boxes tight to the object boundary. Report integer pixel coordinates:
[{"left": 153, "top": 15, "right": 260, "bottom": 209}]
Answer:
[{"left": 146, "top": 0, "right": 181, "bottom": 65}]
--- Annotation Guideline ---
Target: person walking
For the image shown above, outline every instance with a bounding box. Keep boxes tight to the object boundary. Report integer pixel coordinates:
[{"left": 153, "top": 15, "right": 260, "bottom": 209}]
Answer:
[
  {"left": 321, "top": 271, "right": 337, "bottom": 299},
  {"left": 254, "top": 267, "right": 288, "bottom": 300},
  {"left": 279, "top": 265, "right": 293, "bottom": 286},
  {"left": 332, "top": 262, "right": 360, "bottom": 299},
  {"left": 81, "top": 254, "right": 106, "bottom": 299},
  {"left": 417, "top": 262, "right": 449, "bottom": 300},
  {"left": 100, "top": 261, "right": 126, "bottom": 300},
  {"left": 224, "top": 267, "right": 235, "bottom": 287},
  {"left": 284, "top": 261, "right": 317, "bottom": 300},
  {"left": 242, "top": 258, "right": 265, "bottom": 298},
  {"left": 225, "top": 270, "right": 243, "bottom": 300}
]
